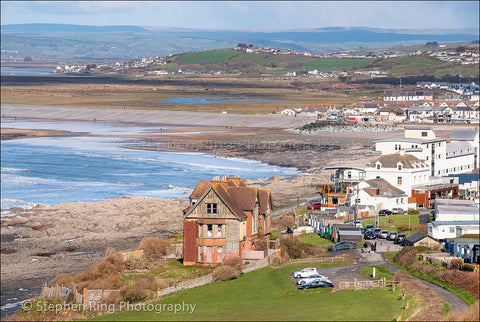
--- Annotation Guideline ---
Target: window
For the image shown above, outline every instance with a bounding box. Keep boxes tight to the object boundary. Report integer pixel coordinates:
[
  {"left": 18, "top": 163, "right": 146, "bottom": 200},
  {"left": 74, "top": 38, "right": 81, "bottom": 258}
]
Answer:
[
  {"left": 395, "top": 144, "right": 398, "bottom": 150},
  {"left": 449, "top": 227, "right": 455, "bottom": 233},
  {"left": 376, "top": 163, "right": 381, "bottom": 170},
  {"left": 347, "top": 171, "right": 352, "bottom": 179},
  {"left": 397, "top": 177, "right": 402, "bottom": 185},
  {"left": 398, "top": 164, "right": 402, "bottom": 170},
  {"left": 422, "top": 131, "right": 428, "bottom": 137},
  {"left": 206, "top": 203, "right": 217, "bottom": 214},
  {"left": 207, "top": 224, "right": 213, "bottom": 237},
  {"left": 376, "top": 176, "right": 380, "bottom": 179},
  {"left": 217, "top": 225, "right": 222, "bottom": 237}
]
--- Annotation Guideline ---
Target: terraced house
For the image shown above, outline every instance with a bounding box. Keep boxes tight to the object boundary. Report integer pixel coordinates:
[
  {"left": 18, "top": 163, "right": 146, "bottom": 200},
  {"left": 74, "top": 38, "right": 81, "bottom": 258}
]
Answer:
[{"left": 182, "top": 176, "right": 272, "bottom": 265}]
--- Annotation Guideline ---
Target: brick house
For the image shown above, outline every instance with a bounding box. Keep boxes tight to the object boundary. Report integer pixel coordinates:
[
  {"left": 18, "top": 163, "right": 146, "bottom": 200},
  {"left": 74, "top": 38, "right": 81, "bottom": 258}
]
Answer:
[{"left": 182, "top": 176, "right": 272, "bottom": 266}]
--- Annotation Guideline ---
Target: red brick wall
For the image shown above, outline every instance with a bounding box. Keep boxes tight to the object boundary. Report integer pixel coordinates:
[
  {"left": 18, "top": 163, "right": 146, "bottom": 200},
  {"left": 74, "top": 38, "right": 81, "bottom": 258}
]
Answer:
[{"left": 183, "top": 220, "right": 197, "bottom": 265}]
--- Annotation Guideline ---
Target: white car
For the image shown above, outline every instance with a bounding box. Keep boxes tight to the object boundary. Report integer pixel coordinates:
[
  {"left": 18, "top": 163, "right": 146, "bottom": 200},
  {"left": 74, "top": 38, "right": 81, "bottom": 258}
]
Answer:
[
  {"left": 292, "top": 267, "right": 318, "bottom": 279},
  {"left": 296, "top": 275, "right": 332, "bottom": 285}
]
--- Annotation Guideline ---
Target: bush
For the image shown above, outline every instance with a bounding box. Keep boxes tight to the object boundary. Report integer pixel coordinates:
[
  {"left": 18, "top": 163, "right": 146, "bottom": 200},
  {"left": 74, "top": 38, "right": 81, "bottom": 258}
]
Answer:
[
  {"left": 120, "top": 282, "right": 151, "bottom": 303},
  {"left": 448, "top": 258, "right": 463, "bottom": 270},
  {"left": 212, "top": 265, "right": 239, "bottom": 282},
  {"left": 254, "top": 238, "right": 268, "bottom": 251},
  {"left": 138, "top": 237, "right": 171, "bottom": 257},
  {"left": 393, "top": 246, "right": 418, "bottom": 266},
  {"left": 223, "top": 256, "right": 244, "bottom": 270},
  {"left": 280, "top": 235, "right": 303, "bottom": 259}
]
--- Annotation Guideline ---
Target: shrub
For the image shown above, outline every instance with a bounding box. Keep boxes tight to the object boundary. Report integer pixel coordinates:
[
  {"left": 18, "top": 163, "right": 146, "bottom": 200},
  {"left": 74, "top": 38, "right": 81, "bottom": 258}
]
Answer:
[
  {"left": 408, "top": 209, "right": 419, "bottom": 215},
  {"left": 223, "top": 256, "right": 244, "bottom": 270},
  {"left": 212, "top": 265, "right": 239, "bottom": 282},
  {"left": 448, "top": 258, "right": 463, "bottom": 270},
  {"left": 254, "top": 238, "right": 268, "bottom": 251},
  {"left": 138, "top": 237, "right": 171, "bottom": 257},
  {"left": 301, "top": 244, "right": 324, "bottom": 257},
  {"left": 120, "top": 282, "right": 151, "bottom": 303},
  {"left": 393, "top": 246, "right": 418, "bottom": 266},
  {"left": 280, "top": 235, "right": 303, "bottom": 259},
  {"left": 396, "top": 224, "right": 410, "bottom": 233}
]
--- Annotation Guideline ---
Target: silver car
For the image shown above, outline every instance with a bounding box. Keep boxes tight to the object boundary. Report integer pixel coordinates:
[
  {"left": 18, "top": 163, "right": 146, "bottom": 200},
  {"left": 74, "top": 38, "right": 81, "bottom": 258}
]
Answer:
[{"left": 296, "top": 275, "right": 333, "bottom": 285}]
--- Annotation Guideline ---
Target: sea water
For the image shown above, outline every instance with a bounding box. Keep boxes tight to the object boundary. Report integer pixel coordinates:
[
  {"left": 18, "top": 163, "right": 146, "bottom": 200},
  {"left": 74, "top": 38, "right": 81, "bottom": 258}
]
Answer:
[{"left": 1, "top": 119, "right": 298, "bottom": 211}]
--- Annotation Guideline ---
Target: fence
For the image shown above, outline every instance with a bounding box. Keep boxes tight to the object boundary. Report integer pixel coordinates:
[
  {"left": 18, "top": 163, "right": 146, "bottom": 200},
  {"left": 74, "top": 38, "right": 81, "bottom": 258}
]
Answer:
[
  {"left": 291, "top": 256, "right": 347, "bottom": 264},
  {"left": 41, "top": 283, "right": 83, "bottom": 303},
  {"left": 336, "top": 277, "right": 399, "bottom": 291}
]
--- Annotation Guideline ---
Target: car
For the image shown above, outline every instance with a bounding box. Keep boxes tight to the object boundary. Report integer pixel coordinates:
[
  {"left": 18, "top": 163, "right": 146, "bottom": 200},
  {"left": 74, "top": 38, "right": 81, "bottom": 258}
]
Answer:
[
  {"left": 378, "top": 209, "right": 392, "bottom": 216},
  {"left": 395, "top": 234, "right": 406, "bottom": 244},
  {"left": 292, "top": 267, "right": 319, "bottom": 279},
  {"left": 307, "top": 202, "right": 322, "bottom": 210},
  {"left": 364, "top": 230, "right": 376, "bottom": 240},
  {"left": 328, "top": 241, "right": 357, "bottom": 251},
  {"left": 379, "top": 230, "right": 389, "bottom": 239},
  {"left": 387, "top": 231, "right": 398, "bottom": 241},
  {"left": 296, "top": 274, "right": 332, "bottom": 285},
  {"left": 373, "top": 228, "right": 382, "bottom": 237},
  {"left": 352, "top": 220, "right": 362, "bottom": 228},
  {"left": 309, "top": 200, "right": 321, "bottom": 205},
  {"left": 364, "top": 224, "right": 375, "bottom": 231},
  {"left": 298, "top": 279, "right": 334, "bottom": 290},
  {"left": 392, "top": 208, "right": 405, "bottom": 214}
]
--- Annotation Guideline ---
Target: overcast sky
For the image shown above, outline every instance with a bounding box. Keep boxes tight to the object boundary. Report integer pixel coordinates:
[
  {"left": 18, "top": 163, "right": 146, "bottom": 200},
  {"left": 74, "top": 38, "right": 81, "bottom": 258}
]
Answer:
[{"left": 1, "top": 1, "right": 479, "bottom": 31}]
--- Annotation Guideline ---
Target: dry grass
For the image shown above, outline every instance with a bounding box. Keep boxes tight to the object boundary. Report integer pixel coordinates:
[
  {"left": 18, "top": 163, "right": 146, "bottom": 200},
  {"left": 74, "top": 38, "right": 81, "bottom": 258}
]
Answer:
[
  {"left": 223, "top": 256, "right": 244, "bottom": 270},
  {"left": 138, "top": 237, "right": 171, "bottom": 257},
  {"left": 442, "top": 301, "right": 479, "bottom": 321},
  {"left": 393, "top": 246, "right": 418, "bottom": 266},
  {"left": 393, "top": 270, "right": 444, "bottom": 321},
  {"left": 50, "top": 250, "right": 126, "bottom": 290},
  {"left": 212, "top": 265, "right": 240, "bottom": 282}
]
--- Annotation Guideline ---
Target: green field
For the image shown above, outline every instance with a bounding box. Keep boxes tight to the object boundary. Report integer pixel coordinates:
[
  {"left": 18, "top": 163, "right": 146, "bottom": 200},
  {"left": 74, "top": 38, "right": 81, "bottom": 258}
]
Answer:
[
  {"left": 95, "top": 262, "right": 408, "bottom": 321},
  {"left": 362, "top": 214, "right": 420, "bottom": 235},
  {"left": 175, "top": 50, "right": 238, "bottom": 64},
  {"left": 303, "top": 58, "right": 372, "bottom": 71}
]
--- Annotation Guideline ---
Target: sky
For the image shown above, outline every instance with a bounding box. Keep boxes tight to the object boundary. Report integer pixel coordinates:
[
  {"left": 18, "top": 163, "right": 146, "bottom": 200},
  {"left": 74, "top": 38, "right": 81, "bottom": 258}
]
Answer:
[{"left": 1, "top": 1, "right": 479, "bottom": 31}]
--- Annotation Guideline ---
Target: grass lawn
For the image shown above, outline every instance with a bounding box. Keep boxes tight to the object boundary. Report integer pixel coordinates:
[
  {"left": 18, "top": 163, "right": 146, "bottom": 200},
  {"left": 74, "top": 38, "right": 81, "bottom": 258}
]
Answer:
[
  {"left": 96, "top": 263, "right": 408, "bottom": 321},
  {"left": 358, "top": 265, "right": 395, "bottom": 281},
  {"left": 362, "top": 214, "right": 419, "bottom": 235},
  {"left": 298, "top": 232, "right": 334, "bottom": 247},
  {"left": 122, "top": 260, "right": 215, "bottom": 285}
]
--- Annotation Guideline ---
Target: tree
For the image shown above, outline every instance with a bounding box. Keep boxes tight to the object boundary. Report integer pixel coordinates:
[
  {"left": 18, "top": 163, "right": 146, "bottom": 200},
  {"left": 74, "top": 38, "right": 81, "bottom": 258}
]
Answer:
[{"left": 455, "top": 46, "right": 466, "bottom": 53}]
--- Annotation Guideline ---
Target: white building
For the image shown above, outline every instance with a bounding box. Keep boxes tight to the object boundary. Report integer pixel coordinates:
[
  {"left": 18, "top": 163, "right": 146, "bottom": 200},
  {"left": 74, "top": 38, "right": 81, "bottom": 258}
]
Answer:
[
  {"left": 365, "top": 153, "right": 430, "bottom": 198},
  {"left": 428, "top": 199, "right": 479, "bottom": 240},
  {"left": 374, "top": 126, "right": 478, "bottom": 176}
]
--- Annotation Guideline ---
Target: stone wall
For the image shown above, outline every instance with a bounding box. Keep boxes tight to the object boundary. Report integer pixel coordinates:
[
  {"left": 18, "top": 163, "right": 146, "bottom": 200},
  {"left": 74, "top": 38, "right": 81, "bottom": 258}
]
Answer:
[
  {"left": 83, "top": 289, "right": 120, "bottom": 308},
  {"left": 160, "top": 274, "right": 213, "bottom": 297}
]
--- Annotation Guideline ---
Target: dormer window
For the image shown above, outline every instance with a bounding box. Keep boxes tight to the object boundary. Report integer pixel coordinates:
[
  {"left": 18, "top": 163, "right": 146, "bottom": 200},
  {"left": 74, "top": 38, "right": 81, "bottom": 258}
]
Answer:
[
  {"left": 376, "top": 162, "right": 381, "bottom": 170},
  {"left": 206, "top": 203, "right": 218, "bottom": 214},
  {"left": 397, "top": 163, "right": 403, "bottom": 171}
]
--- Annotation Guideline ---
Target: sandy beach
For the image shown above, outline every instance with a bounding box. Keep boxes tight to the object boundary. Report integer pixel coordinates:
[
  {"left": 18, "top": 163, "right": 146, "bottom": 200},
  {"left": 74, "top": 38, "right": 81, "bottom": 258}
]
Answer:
[{"left": 0, "top": 104, "right": 470, "bottom": 314}]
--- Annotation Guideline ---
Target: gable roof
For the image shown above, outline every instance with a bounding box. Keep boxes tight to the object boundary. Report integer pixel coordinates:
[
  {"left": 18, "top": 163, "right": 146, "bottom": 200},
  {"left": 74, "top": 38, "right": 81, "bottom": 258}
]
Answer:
[
  {"left": 184, "top": 177, "right": 269, "bottom": 220},
  {"left": 258, "top": 189, "right": 273, "bottom": 214},
  {"left": 369, "top": 154, "right": 423, "bottom": 169},
  {"left": 362, "top": 178, "right": 406, "bottom": 197}
]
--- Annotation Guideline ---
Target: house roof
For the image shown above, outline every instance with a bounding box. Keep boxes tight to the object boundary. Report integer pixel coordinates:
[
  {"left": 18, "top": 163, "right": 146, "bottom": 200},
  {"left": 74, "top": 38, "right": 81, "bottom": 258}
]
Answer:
[
  {"left": 369, "top": 154, "right": 424, "bottom": 169},
  {"left": 362, "top": 178, "right": 406, "bottom": 197},
  {"left": 446, "top": 141, "right": 473, "bottom": 156},
  {"left": 450, "top": 129, "right": 479, "bottom": 141},
  {"left": 405, "top": 232, "right": 428, "bottom": 243},
  {"left": 258, "top": 189, "right": 273, "bottom": 214},
  {"left": 185, "top": 177, "right": 270, "bottom": 220},
  {"left": 430, "top": 220, "right": 479, "bottom": 226}
]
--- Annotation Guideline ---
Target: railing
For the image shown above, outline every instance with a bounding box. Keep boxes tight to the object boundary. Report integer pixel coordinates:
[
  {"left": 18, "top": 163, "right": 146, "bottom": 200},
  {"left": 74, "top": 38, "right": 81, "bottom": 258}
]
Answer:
[
  {"left": 290, "top": 257, "right": 346, "bottom": 264},
  {"left": 336, "top": 277, "right": 399, "bottom": 291}
]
